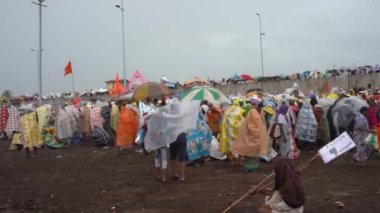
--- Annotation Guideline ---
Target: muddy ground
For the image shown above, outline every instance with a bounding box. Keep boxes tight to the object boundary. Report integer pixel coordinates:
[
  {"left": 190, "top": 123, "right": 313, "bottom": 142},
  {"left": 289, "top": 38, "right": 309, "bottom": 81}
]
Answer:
[{"left": 0, "top": 140, "right": 379, "bottom": 213}]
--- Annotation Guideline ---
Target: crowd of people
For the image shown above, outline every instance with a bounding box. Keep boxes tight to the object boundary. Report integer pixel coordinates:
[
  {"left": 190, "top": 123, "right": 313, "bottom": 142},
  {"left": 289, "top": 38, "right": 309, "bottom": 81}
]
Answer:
[{"left": 1, "top": 84, "right": 379, "bottom": 213}]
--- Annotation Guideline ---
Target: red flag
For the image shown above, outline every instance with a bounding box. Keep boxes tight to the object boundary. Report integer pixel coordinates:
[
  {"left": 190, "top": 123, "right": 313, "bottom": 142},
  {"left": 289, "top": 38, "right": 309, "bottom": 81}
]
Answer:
[{"left": 64, "top": 61, "right": 73, "bottom": 76}]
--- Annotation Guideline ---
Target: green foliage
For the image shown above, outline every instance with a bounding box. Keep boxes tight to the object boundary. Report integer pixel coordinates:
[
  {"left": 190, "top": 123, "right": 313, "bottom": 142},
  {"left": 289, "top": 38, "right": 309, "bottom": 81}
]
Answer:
[{"left": 2, "top": 90, "right": 13, "bottom": 98}]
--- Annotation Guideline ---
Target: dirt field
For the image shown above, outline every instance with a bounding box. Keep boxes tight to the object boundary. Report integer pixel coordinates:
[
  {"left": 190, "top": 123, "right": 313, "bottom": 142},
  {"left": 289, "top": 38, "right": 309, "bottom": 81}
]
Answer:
[{"left": 1, "top": 140, "right": 379, "bottom": 213}]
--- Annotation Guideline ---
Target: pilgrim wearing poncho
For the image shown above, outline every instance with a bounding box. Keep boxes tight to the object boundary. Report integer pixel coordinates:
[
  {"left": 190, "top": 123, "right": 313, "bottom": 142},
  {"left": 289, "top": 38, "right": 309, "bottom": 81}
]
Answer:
[
  {"left": 232, "top": 108, "right": 268, "bottom": 171},
  {"left": 220, "top": 105, "right": 245, "bottom": 154},
  {"left": 20, "top": 111, "right": 43, "bottom": 150},
  {"left": 295, "top": 103, "right": 318, "bottom": 143},
  {"left": 90, "top": 106, "right": 104, "bottom": 130},
  {"left": 36, "top": 105, "right": 51, "bottom": 132},
  {"left": 110, "top": 102, "right": 119, "bottom": 131},
  {"left": 55, "top": 109, "right": 76, "bottom": 145},
  {"left": 270, "top": 104, "right": 300, "bottom": 160},
  {"left": 5, "top": 105, "right": 21, "bottom": 136},
  {"left": 78, "top": 106, "right": 91, "bottom": 134},
  {"left": 0, "top": 103, "right": 9, "bottom": 137},
  {"left": 116, "top": 106, "right": 139, "bottom": 148}
]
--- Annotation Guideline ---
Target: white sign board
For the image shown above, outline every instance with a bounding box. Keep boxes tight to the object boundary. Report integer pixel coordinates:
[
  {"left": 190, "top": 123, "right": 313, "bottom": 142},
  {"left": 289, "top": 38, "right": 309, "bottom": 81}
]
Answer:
[
  {"left": 318, "top": 131, "right": 356, "bottom": 164},
  {"left": 138, "top": 101, "right": 156, "bottom": 122}
]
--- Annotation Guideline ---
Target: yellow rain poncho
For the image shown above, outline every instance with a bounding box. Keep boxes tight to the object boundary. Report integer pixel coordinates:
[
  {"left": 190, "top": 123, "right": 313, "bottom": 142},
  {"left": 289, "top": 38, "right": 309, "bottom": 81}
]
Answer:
[
  {"left": 20, "top": 112, "right": 43, "bottom": 149},
  {"left": 326, "top": 93, "right": 338, "bottom": 99},
  {"left": 220, "top": 105, "right": 244, "bottom": 154},
  {"left": 10, "top": 132, "right": 23, "bottom": 150},
  {"left": 36, "top": 105, "right": 51, "bottom": 131},
  {"left": 110, "top": 103, "right": 119, "bottom": 131}
]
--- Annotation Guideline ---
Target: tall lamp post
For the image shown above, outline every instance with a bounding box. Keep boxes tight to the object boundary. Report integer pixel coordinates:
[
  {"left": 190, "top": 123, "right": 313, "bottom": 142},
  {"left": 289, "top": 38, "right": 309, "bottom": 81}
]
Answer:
[
  {"left": 256, "top": 13, "right": 265, "bottom": 90},
  {"left": 32, "top": 0, "right": 46, "bottom": 96},
  {"left": 30, "top": 49, "right": 44, "bottom": 95},
  {"left": 115, "top": 0, "right": 127, "bottom": 89}
]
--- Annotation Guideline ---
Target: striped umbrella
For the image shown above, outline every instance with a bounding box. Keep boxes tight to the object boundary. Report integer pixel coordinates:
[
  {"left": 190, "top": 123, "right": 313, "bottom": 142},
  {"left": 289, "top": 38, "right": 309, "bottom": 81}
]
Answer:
[
  {"left": 132, "top": 82, "right": 172, "bottom": 101},
  {"left": 180, "top": 86, "right": 229, "bottom": 103}
]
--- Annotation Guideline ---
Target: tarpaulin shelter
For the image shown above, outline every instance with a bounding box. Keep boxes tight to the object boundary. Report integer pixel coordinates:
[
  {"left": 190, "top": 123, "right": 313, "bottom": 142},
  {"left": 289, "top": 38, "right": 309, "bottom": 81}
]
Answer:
[
  {"left": 183, "top": 76, "right": 204, "bottom": 86},
  {"left": 228, "top": 73, "right": 242, "bottom": 83},
  {"left": 161, "top": 75, "right": 178, "bottom": 88},
  {"left": 240, "top": 74, "right": 253, "bottom": 81}
]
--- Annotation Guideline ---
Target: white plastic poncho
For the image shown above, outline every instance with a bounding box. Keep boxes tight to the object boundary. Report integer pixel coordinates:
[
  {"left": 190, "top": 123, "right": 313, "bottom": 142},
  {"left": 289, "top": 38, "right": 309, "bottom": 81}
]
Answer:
[
  {"left": 295, "top": 103, "right": 318, "bottom": 142},
  {"left": 144, "top": 101, "right": 200, "bottom": 152},
  {"left": 55, "top": 109, "right": 75, "bottom": 139}
]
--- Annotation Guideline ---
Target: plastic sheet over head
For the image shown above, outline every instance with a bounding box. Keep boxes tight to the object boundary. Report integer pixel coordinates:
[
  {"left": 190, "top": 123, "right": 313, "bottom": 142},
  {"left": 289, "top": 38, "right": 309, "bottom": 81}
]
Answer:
[
  {"left": 332, "top": 103, "right": 356, "bottom": 128},
  {"left": 316, "top": 98, "right": 335, "bottom": 108},
  {"left": 144, "top": 100, "right": 201, "bottom": 152}
]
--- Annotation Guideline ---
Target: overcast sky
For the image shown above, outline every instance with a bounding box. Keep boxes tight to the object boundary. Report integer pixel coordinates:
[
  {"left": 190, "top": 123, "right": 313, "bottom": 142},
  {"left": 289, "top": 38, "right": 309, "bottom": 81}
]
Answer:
[{"left": 1, "top": 0, "right": 379, "bottom": 95}]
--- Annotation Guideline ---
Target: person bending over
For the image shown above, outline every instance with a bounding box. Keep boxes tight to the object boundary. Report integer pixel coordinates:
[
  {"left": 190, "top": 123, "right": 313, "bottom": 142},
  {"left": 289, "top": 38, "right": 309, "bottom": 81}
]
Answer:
[{"left": 257, "top": 158, "right": 305, "bottom": 213}]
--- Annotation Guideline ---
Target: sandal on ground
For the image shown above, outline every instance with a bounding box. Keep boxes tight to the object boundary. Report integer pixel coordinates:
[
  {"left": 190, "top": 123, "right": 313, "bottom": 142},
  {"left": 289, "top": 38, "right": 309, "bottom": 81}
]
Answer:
[{"left": 180, "top": 177, "right": 187, "bottom": 182}]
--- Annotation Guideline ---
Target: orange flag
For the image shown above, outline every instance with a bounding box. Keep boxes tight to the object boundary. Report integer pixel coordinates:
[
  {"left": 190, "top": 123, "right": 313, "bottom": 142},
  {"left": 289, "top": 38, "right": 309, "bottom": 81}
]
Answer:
[{"left": 64, "top": 61, "right": 73, "bottom": 76}]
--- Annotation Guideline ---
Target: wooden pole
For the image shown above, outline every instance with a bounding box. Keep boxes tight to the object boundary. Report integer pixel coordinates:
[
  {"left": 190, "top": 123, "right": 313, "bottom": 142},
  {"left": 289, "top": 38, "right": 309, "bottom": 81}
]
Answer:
[
  {"left": 222, "top": 173, "right": 275, "bottom": 213},
  {"left": 222, "top": 154, "right": 319, "bottom": 213}
]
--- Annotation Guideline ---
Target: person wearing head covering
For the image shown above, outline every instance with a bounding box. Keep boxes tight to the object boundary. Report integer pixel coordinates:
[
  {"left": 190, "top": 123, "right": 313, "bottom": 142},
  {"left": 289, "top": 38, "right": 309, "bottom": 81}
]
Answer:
[
  {"left": 116, "top": 105, "right": 139, "bottom": 149},
  {"left": 110, "top": 102, "right": 119, "bottom": 132},
  {"left": 206, "top": 103, "right": 222, "bottom": 136},
  {"left": 309, "top": 95, "right": 322, "bottom": 124},
  {"left": 257, "top": 158, "right": 305, "bottom": 213},
  {"left": 220, "top": 103, "right": 245, "bottom": 165},
  {"left": 352, "top": 107, "right": 372, "bottom": 166},
  {"left": 232, "top": 108, "right": 268, "bottom": 172},
  {"left": 78, "top": 105, "right": 91, "bottom": 143},
  {"left": 20, "top": 111, "right": 43, "bottom": 156},
  {"left": 269, "top": 103, "right": 300, "bottom": 159},
  {"left": 0, "top": 99, "right": 9, "bottom": 139},
  {"left": 367, "top": 98, "right": 377, "bottom": 129},
  {"left": 295, "top": 102, "right": 318, "bottom": 148},
  {"left": 5, "top": 104, "right": 22, "bottom": 140},
  {"left": 55, "top": 108, "right": 76, "bottom": 147},
  {"left": 200, "top": 100, "right": 209, "bottom": 123}
]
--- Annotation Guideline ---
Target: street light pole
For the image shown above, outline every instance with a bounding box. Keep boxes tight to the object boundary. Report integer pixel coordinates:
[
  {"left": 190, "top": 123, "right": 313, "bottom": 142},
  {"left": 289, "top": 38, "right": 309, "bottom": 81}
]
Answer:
[
  {"left": 30, "top": 49, "right": 44, "bottom": 94},
  {"left": 32, "top": 0, "right": 47, "bottom": 97},
  {"left": 116, "top": 0, "right": 127, "bottom": 89},
  {"left": 256, "top": 13, "right": 265, "bottom": 90}
]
